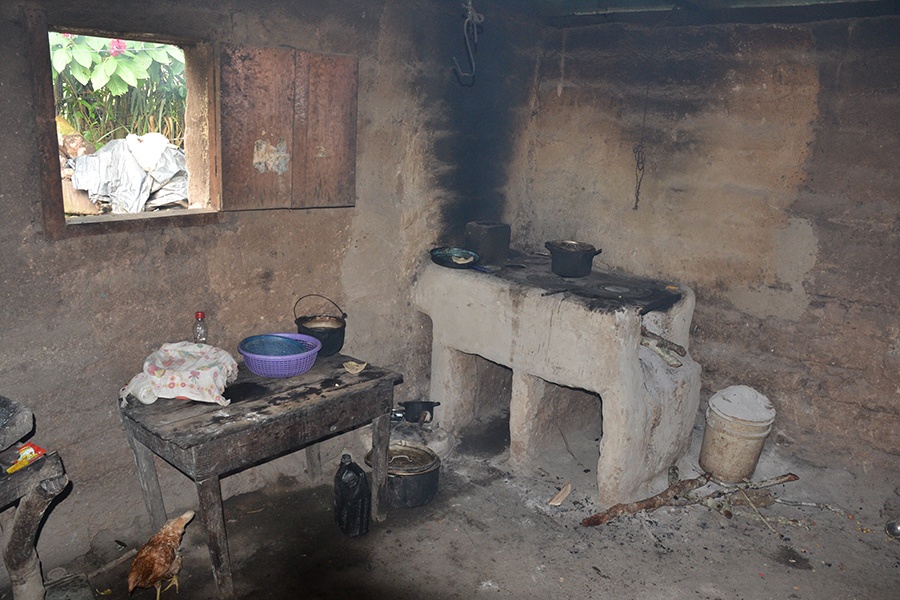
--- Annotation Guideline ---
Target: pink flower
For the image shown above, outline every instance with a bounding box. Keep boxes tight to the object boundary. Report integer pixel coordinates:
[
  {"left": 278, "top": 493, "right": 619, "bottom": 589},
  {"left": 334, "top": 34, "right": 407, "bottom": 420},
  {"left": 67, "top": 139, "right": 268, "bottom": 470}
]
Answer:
[
  {"left": 109, "top": 39, "right": 126, "bottom": 57},
  {"left": 61, "top": 33, "right": 74, "bottom": 39}
]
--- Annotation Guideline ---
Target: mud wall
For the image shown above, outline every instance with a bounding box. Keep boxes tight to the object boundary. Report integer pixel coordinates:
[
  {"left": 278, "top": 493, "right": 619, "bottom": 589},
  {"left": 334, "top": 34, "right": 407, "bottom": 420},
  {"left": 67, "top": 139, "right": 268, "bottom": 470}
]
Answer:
[
  {"left": 1, "top": 0, "right": 896, "bottom": 581},
  {"left": 0, "top": 0, "right": 537, "bottom": 577},
  {"left": 503, "top": 17, "right": 899, "bottom": 469}
]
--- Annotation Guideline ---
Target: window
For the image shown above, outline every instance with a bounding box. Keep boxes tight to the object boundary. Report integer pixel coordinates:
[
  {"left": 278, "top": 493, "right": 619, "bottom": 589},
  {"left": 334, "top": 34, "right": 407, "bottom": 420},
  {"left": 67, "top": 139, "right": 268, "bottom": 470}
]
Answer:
[
  {"left": 51, "top": 32, "right": 193, "bottom": 216},
  {"left": 26, "top": 9, "right": 358, "bottom": 240},
  {"left": 27, "top": 9, "right": 217, "bottom": 237}
]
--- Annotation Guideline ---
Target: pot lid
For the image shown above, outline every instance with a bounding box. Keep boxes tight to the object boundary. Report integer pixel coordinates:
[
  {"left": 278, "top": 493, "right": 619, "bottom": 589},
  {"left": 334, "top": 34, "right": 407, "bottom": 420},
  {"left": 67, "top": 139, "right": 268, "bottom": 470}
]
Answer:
[
  {"left": 366, "top": 442, "right": 440, "bottom": 475},
  {"left": 546, "top": 240, "right": 598, "bottom": 252},
  {"left": 708, "top": 385, "right": 776, "bottom": 424}
]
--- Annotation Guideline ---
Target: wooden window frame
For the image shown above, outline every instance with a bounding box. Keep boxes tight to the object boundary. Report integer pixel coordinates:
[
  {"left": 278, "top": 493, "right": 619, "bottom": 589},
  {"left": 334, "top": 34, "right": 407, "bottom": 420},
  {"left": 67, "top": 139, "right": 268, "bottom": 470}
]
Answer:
[
  {"left": 26, "top": 9, "right": 358, "bottom": 241},
  {"left": 26, "top": 9, "right": 220, "bottom": 239}
]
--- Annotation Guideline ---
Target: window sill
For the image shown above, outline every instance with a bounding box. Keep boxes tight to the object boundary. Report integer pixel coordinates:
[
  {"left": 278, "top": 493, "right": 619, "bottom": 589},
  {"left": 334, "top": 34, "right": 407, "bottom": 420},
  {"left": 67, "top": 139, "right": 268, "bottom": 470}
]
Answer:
[{"left": 59, "top": 208, "right": 219, "bottom": 237}]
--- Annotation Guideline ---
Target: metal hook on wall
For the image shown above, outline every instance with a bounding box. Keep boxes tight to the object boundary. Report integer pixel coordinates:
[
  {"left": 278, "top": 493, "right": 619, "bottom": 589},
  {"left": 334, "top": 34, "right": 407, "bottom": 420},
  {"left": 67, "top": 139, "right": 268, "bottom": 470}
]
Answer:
[{"left": 452, "top": 0, "right": 484, "bottom": 86}]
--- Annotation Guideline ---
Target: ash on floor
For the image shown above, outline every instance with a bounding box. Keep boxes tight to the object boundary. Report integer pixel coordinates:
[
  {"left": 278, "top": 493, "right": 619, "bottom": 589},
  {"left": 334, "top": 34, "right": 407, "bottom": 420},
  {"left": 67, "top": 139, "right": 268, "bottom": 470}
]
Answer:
[{"left": 71, "top": 424, "right": 900, "bottom": 600}]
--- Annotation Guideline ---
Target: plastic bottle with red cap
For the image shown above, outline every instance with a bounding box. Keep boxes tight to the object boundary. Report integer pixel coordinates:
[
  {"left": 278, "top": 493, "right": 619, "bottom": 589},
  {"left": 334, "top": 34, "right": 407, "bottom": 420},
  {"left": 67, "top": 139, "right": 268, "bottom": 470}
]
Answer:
[{"left": 192, "top": 311, "right": 208, "bottom": 344}]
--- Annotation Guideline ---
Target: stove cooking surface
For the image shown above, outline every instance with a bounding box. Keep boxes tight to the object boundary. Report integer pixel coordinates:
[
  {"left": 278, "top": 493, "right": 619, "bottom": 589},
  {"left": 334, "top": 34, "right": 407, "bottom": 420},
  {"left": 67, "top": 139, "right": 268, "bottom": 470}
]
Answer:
[{"left": 492, "top": 253, "right": 682, "bottom": 314}]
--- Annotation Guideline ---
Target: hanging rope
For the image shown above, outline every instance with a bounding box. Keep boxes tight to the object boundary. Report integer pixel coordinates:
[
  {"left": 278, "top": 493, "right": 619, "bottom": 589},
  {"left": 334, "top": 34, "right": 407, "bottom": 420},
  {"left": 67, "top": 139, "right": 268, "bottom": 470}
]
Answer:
[{"left": 453, "top": 0, "right": 484, "bottom": 86}]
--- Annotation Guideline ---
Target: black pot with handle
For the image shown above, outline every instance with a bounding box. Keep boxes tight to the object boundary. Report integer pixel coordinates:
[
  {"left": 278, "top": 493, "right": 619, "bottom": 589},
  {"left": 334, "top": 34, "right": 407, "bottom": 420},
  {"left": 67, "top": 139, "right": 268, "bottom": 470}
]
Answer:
[
  {"left": 293, "top": 294, "right": 347, "bottom": 357},
  {"left": 399, "top": 400, "right": 441, "bottom": 424},
  {"left": 545, "top": 240, "right": 602, "bottom": 278},
  {"left": 366, "top": 442, "right": 440, "bottom": 508}
]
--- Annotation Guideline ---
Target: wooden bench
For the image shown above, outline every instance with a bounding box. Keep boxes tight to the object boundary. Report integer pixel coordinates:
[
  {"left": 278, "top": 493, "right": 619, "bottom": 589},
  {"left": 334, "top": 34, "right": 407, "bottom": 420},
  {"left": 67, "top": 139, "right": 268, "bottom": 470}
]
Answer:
[
  {"left": 118, "top": 354, "right": 402, "bottom": 598},
  {"left": 0, "top": 396, "right": 68, "bottom": 600}
]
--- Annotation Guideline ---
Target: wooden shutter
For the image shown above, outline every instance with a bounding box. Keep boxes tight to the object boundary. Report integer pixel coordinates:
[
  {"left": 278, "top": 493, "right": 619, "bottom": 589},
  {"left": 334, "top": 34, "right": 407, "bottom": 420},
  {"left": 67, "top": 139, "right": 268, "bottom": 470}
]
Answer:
[
  {"left": 294, "top": 52, "right": 358, "bottom": 208},
  {"left": 220, "top": 45, "right": 357, "bottom": 211},
  {"left": 220, "top": 45, "right": 295, "bottom": 210}
]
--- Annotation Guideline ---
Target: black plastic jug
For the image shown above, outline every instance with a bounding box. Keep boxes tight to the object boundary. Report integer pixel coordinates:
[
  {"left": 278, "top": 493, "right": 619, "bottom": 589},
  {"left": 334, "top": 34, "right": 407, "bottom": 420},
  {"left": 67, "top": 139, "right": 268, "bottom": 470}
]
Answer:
[{"left": 334, "top": 454, "right": 371, "bottom": 537}]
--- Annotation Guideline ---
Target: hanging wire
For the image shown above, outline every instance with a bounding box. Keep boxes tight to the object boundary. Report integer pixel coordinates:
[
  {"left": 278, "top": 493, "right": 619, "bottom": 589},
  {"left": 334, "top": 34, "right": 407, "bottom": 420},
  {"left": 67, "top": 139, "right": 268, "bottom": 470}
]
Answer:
[
  {"left": 632, "top": 81, "right": 650, "bottom": 210},
  {"left": 453, "top": 0, "right": 484, "bottom": 86},
  {"left": 631, "top": 5, "right": 678, "bottom": 210}
]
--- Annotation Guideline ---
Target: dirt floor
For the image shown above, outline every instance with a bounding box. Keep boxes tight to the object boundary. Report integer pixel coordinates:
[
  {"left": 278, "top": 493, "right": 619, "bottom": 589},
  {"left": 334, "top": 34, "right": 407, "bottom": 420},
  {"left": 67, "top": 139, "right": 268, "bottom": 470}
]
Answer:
[{"left": 43, "top": 412, "right": 900, "bottom": 600}]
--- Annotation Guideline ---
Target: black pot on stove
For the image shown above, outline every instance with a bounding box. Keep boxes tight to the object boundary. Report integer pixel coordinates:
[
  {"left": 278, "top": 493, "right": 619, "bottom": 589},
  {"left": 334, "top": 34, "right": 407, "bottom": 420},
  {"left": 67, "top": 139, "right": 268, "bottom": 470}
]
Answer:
[
  {"left": 399, "top": 400, "right": 441, "bottom": 423},
  {"left": 545, "top": 240, "right": 602, "bottom": 278}
]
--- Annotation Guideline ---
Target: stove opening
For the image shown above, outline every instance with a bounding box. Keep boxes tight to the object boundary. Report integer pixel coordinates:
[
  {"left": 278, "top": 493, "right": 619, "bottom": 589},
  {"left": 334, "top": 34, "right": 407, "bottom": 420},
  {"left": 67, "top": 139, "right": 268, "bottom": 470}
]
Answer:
[
  {"left": 455, "top": 355, "right": 603, "bottom": 486},
  {"left": 457, "top": 356, "right": 511, "bottom": 458},
  {"left": 532, "top": 382, "right": 602, "bottom": 482}
]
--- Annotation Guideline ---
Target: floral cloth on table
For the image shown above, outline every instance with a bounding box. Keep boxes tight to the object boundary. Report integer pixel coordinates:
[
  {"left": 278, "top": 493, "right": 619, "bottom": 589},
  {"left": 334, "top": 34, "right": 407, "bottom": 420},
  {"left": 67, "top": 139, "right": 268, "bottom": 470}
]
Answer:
[{"left": 119, "top": 342, "right": 238, "bottom": 406}]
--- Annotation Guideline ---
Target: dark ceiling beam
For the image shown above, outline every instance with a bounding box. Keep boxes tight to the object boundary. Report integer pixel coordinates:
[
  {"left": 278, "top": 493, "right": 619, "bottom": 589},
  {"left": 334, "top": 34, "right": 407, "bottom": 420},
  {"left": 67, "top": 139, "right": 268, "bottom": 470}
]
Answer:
[
  {"left": 536, "top": 0, "right": 881, "bottom": 15},
  {"left": 528, "top": 0, "right": 900, "bottom": 26}
]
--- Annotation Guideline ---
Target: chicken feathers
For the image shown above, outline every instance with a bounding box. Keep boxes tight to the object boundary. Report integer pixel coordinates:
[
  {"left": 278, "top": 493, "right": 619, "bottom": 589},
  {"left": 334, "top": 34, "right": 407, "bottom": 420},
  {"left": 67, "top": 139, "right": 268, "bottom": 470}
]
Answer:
[{"left": 127, "top": 511, "right": 195, "bottom": 600}]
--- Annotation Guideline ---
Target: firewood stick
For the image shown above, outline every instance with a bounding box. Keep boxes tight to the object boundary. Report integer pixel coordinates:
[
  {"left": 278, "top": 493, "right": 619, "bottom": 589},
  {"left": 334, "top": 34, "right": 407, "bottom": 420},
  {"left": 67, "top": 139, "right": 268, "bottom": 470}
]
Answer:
[
  {"left": 739, "top": 488, "right": 784, "bottom": 539},
  {"left": 731, "top": 511, "right": 815, "bottom": 530},
  {"left": 726, "top": 488, "right": 775, "bottom": 508},
  {"left": 772, "top": 498, "right": 850, "bottom": 517},
  {"left": 694, "top": 473, "right": 799, "bottom": 503},
  {"left": 641, "top": 337, "right": 683, "bottom": 367},
  {"left": 640, "top": 326, "right": 687, "bottom": 356},
  {"left": 670, "top": 472, "right": 799, "bottom": 508},
  {"left": 582, "top": 473, "right": 711, "bottom": 527},
  {"left": 728, "top": 472, "right": 800, "bottom": 489}
]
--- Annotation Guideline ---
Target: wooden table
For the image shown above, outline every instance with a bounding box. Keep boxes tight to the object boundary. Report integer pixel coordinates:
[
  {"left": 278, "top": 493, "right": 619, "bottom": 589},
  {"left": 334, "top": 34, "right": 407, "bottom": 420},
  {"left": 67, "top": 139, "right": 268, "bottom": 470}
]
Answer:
[{"left": 119, "top": 353, "right": 402, "bottom": 598}]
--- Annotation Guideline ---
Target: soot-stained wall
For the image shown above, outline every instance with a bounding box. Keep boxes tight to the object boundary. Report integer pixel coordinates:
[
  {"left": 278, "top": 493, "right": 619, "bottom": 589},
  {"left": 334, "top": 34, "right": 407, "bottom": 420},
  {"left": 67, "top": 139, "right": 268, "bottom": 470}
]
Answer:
[
  {"left": 1, "top": 0, "right": 896, "bottom": 581},
  {"left": 502, "top": 16, "right": 899, "bottom": 469},
  {"left": 0, "top": 0, "right": 540, "bottom": 578}
]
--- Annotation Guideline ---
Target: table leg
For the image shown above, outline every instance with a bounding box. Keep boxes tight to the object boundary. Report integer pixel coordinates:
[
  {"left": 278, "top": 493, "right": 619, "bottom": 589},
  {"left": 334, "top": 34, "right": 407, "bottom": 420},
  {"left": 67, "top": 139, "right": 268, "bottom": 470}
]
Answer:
[
  {"left": 1, "top": 461, "right": 68, "bottom": 600},
  {"left": 305, "top": 444, "right": 322, "bottom": 482},
  {"left": 125, "top": 437, "right": 167, "bottom": 530},
  {"left": 370, "top": 413, "right": 390, "bottom": 522},
  {"left": 196, "top": 476, "right": 234, "bottom": 599}
]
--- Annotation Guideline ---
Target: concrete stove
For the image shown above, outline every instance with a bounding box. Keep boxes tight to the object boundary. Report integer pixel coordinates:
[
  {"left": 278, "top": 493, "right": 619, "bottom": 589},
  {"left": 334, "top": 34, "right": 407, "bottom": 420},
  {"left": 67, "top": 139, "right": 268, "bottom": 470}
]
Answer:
[{"left": 413, "top": 254, "right": 701, "bottom": 508}]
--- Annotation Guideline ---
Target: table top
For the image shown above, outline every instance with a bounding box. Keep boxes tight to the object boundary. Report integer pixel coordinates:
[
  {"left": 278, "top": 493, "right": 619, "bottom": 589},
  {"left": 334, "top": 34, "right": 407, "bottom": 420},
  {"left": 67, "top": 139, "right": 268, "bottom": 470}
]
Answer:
[{"left": 120, "top": 353, "right": 402, "bottom": 452}]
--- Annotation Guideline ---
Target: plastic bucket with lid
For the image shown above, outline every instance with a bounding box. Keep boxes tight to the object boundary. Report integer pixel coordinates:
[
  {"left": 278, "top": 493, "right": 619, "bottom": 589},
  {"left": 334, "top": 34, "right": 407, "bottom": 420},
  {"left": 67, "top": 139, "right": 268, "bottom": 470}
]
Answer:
[{"left": 699, "top": 385, "right": 776, "bottom": 483}]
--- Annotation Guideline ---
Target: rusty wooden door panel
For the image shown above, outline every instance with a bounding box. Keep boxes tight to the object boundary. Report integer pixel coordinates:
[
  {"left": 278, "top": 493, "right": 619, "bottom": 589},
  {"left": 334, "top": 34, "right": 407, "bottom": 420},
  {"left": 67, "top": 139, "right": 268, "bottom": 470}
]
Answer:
[
  {"left": 294, "top": 52, "right": 358, "bottom": 209},
  {"left": 291, "top": 51, "right": 310, "bottom": 211},
  {"left": 220, "top": 45, "right": 295, "bottom": 210}
]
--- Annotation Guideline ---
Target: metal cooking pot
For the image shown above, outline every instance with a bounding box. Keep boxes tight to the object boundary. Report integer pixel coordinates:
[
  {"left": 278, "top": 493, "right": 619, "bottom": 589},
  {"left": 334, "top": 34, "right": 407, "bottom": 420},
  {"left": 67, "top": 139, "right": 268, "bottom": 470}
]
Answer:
[
  {"left": 399, "top": 400, "right": 441, "bottom": 424},
  {"left": 545, "top": 240, "right": 602, "bottom": 278},
  {"left": 293, "top": 294, "right": 347, "bottom": 357},
  {"left": 366, "top": 442, "right": 440, "bottom": 508}
]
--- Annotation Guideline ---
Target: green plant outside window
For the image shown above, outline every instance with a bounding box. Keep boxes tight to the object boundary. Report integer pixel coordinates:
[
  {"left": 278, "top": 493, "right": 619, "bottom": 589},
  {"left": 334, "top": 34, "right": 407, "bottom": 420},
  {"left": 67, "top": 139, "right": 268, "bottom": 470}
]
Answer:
[{"left": 49, "top": 32, "right": 186, "bottom": 148}]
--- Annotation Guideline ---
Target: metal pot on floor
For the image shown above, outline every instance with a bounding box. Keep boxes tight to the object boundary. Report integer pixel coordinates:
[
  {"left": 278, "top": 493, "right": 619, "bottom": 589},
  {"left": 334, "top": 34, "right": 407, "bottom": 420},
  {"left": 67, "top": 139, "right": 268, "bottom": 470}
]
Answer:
[{"left": 366, "top": 441, "right": 440, "bottom": 508}]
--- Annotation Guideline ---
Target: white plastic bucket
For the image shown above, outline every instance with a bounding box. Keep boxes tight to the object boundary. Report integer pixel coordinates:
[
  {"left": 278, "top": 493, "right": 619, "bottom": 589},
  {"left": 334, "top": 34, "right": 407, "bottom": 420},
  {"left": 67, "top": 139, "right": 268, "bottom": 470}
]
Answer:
[{"left": 699, "top": 385, "right": 776, "bottom": 483}]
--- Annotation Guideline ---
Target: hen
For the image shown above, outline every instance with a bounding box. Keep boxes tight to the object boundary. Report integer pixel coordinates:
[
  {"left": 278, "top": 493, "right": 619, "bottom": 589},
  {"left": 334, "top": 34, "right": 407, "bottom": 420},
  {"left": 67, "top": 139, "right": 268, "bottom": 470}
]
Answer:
[{"left": 127, "top": 511, "right": 195, "bottom": 600}]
